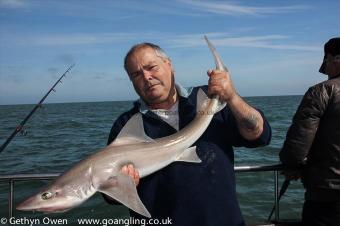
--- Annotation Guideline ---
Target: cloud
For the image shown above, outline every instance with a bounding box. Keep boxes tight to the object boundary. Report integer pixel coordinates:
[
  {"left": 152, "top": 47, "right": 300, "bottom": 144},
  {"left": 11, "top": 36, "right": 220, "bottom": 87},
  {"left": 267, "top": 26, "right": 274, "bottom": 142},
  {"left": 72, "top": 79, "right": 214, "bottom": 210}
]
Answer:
[
  {"left": 0, "top": 65, "right": 31, "bottom": 83},
  {"left": 2, "top": 31, "right": 320, "bottom": 52},
  {"left": 48, "top": 67, "right": 59, "bottom": 75},
  {"left": 90, "top": 72, "right": 129, "bottom": 83},
  {"left": 179, "top": 0, "right": 310, "bottom": 16},
  {"left": 92, "top": 72, "right": 111, "bottom": 80},
  {"left": 57, "top": 54, "right": 75, "bottom": 65},
  {"left": 0, "top": 0, "right": 26, "bottom": 8},
  {"left": 48, "top": 67, "right": 66, "bottom": 80},
  {"left": 8, "top": 33, "right": 136, "bottom": 46},
  {"left": 166, "top": 33, "right": 320, "bottom": 51}
]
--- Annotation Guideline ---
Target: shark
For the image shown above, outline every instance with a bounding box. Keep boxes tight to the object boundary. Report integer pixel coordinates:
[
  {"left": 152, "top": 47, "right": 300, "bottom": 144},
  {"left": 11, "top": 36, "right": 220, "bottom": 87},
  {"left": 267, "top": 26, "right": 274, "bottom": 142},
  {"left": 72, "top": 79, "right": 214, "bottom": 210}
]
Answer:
[{"left": 16, "top": 36, "right": 227, "bottom": 218}]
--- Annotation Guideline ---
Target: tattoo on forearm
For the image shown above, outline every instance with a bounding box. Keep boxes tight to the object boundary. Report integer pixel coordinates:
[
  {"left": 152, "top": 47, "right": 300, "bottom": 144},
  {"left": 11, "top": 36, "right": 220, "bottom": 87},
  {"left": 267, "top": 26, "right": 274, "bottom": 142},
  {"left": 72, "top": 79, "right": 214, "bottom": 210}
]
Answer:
[{"left": 240, "top": 113, "right": 259, "bottom": 131}]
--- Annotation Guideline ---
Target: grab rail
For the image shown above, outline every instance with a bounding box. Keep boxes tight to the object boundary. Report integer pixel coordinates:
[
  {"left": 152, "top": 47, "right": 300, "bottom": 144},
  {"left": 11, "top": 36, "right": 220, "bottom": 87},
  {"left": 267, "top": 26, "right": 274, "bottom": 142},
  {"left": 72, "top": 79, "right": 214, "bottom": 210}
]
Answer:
[{"left": 0, "top": 164, "right": 291, "bottom": 226}]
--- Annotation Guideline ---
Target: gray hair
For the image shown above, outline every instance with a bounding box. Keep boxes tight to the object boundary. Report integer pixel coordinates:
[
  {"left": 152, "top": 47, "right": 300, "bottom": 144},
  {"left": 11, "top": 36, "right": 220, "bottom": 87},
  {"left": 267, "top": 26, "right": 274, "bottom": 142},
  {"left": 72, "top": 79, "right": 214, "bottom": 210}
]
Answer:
[{"left": 124, "top": 43, "right": 170, "bottom": 72}]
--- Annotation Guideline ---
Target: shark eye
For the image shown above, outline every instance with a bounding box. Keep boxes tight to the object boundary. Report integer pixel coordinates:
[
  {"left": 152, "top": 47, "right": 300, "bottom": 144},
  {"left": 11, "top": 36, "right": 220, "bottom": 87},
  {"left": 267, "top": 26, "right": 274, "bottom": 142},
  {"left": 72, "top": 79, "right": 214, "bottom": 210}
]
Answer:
[{"left": 41, "top": 192, "right": 53, "bottom": 200}]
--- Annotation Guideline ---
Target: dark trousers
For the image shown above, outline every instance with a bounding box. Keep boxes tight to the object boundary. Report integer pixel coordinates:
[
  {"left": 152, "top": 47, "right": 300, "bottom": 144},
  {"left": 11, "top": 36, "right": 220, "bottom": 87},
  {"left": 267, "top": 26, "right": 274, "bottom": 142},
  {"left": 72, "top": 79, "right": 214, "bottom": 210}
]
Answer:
[{"left": 302, "top": 200, "right": 340, "bottom": 226}]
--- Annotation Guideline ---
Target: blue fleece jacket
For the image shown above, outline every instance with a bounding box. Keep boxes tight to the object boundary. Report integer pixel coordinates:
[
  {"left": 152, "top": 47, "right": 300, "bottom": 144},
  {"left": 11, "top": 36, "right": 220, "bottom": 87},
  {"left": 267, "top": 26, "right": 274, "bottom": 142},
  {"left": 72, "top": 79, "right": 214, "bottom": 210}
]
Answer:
[{"left": 105, "top": 85, "right": 271, "bottom": 226}]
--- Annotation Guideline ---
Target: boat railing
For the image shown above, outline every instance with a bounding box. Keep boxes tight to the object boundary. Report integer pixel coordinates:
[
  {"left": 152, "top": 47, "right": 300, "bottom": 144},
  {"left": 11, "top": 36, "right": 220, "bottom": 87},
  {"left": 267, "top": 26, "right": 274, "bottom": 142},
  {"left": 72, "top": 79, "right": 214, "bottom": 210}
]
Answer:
[{"left": 0, "top": 164, "right": 296, "bottom": 226}]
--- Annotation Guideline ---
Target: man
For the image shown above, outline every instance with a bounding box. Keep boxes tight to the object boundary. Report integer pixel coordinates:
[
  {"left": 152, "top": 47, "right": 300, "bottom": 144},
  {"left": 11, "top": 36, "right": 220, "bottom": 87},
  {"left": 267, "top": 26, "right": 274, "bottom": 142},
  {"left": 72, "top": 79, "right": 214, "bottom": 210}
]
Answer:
[
  {"left": 105, "top": 42, "right": 271, "bottom": 226},
  {"left": 280, "top": 37, "right": 340, "bottom": 226}
]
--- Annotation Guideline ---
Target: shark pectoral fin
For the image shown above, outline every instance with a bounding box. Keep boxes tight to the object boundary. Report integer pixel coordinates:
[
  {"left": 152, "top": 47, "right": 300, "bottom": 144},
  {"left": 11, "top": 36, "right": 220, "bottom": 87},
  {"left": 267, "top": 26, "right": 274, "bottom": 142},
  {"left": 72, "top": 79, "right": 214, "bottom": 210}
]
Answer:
[
  {"left": 98, "top": 174, "right": 151, "bottom": 218},
  {"left": 215, "top": 98, "right": 226, "bottom": 113},
  {"left": 109, "top": 113, "right": 154, "bottom": 146},
  {"left": 196, "top": 88, "right": 226, "bottom": 114},
  {"left": 196, "top": 89, "right": 210, "bottom": 112},
  {"left": 176, "top": 146, "right": 202, "bottom": 163}
]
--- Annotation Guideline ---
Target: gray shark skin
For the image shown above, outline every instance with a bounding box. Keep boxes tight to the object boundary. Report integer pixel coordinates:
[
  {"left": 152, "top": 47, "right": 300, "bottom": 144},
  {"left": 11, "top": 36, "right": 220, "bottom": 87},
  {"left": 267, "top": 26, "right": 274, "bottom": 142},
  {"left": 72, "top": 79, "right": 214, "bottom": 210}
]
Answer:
[{"left": 16, "top": 36, "right": 227, "bottom": 218}]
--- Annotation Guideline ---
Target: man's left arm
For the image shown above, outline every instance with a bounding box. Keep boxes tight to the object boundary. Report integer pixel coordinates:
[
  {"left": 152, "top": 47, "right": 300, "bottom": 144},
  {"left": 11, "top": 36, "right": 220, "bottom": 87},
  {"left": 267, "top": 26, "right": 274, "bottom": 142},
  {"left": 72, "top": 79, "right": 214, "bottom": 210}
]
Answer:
[
  {"left": 227, "top": 95, "right": 264, "bottom": 140},
  {"left": 208, "top": 69, "right": 265, "bottom": 141},
  {"left": 279, "top": 84, "right": 330, "bottom": 165}
]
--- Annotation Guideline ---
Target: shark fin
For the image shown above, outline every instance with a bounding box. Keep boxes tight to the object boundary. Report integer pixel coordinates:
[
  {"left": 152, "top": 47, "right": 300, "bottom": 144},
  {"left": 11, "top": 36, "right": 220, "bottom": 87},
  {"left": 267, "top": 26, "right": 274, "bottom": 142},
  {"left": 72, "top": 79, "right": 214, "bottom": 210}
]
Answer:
[
  {"left": 99, "top": 173, "right": 151, "bottom": 218},
  {"left": 110, "top": 113, "right": 154, "bottom": 146},
  {"left": 215, "top": 98, "right": 226, "bottom": 113},
  {"left": 196, "top": 88, "right": 210, "bottom": 112},
  {"left": 196, "top": 89, "right": 225, "bottom": 114},
  {"left": 176, "top": 146, "right": 201, "bottom": 163}
]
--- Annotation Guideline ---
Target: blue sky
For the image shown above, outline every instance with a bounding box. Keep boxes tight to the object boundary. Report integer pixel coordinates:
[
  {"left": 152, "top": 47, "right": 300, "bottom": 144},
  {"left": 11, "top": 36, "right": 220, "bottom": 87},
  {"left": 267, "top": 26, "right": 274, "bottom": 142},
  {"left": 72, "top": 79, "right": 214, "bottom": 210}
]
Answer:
[{"left": 0, "top": 0, "right": 339, "bottom": 105}]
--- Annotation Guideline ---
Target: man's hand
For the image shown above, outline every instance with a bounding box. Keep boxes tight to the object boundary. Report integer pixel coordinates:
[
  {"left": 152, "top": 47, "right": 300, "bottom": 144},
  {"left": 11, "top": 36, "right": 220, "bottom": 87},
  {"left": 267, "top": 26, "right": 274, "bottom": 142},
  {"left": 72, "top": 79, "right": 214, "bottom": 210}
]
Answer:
[
  {"left": 121, "top": 164, "right": 140, "bottom": 186},
  {"left": 207, "top": 69, "right": 237, "bottom": 103},
  {"left": 103, "top": 164, "right": 140, "bottom": 203},
  {"left": 207, "top": 69, "right": 264, "bottom": 140}
]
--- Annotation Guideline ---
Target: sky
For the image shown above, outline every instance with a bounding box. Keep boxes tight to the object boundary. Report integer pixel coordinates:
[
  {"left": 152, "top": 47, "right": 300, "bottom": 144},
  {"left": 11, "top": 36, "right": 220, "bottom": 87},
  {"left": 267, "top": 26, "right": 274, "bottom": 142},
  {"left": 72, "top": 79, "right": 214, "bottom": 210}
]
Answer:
[{"left": 0, "top": 0, "right": 339, "bottom": 105}]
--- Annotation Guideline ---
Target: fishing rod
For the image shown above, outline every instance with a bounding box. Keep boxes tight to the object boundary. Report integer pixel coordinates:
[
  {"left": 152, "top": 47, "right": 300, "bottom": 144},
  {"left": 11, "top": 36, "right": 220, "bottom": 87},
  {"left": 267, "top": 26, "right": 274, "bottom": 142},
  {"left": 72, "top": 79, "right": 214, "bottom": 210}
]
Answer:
[
  {"left": 267, "top": 164, "right": 304, "bottom": 222},
  {"left": 0, "top": 64, "right": 75, "bottom": 154},
  {"left": 267, "top": 179, "right": 290, "bottom": 222}
]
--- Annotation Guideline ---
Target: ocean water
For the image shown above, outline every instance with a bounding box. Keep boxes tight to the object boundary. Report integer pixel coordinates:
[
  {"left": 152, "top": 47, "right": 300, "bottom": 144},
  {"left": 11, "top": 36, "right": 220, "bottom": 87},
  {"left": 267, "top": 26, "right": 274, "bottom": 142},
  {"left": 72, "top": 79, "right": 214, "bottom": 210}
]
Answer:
[{"left": 0, "top": 95, "right": 304, "bottom": 225}]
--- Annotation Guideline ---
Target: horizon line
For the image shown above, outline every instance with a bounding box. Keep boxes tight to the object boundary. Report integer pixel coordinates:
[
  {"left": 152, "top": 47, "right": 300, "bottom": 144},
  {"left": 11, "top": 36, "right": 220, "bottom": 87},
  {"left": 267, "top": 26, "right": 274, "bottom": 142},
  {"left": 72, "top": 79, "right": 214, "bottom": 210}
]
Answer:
[{"left": 0, "top": 93, "right": 303, "bottom": 106}]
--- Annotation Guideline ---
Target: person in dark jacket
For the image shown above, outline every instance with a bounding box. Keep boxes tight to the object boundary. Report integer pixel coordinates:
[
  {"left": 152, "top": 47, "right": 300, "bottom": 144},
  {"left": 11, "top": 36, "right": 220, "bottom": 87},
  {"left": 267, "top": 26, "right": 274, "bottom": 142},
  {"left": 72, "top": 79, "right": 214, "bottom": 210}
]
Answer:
[
  {"left": 280, "top": 37, "right": 340, "bottom": 226},
  {"left": 104, "top": 42, "right": 272, "bottom": 226}
]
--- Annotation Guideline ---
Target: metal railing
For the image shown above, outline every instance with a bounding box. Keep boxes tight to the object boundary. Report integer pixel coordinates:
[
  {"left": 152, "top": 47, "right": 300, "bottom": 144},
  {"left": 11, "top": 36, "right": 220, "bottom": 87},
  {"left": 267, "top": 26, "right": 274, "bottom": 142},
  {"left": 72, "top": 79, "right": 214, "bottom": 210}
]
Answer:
[
  {"left": 234, "top": 164, "right": 290, "bottom": 223},
  {"left": 0, "top": 164, "right": 291, "bottom": 226}
]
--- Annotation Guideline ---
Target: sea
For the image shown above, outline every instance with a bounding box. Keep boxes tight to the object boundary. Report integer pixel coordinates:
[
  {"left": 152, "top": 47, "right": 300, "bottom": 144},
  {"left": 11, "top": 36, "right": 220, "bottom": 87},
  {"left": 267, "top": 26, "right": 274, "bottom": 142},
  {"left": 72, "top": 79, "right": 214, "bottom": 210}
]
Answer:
[{"left": 0, "top": 95, "right": 305, "bottom": 225}]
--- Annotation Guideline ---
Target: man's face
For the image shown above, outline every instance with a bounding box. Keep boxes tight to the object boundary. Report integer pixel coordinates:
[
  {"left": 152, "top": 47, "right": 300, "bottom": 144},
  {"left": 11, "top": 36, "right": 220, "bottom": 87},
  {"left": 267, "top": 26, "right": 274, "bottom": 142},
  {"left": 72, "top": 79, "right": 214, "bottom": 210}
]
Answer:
[
  {"left": 125, "top": 47, "right": 175, "bottom": 106},
  {"left": 325, "top": 54, "right": 340, "bottom": 78}
]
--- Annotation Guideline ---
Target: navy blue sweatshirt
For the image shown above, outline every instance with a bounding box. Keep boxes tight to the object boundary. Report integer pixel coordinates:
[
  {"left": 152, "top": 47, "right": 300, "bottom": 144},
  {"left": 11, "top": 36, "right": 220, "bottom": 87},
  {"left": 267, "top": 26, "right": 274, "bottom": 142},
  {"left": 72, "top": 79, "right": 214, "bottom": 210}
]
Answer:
[{"left": 105, "top": 86, "right": 271, "bottom": 226}]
